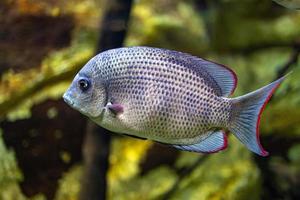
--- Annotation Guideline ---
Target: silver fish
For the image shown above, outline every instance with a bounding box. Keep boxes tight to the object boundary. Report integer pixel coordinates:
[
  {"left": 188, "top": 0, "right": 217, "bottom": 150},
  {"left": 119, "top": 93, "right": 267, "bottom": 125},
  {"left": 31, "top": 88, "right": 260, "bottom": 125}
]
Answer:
[
  {"left": 63, "top": 46, "right": 287, "bottom": 156},
  {"left": 273, "top": 0, "right": 300, "bottom": 9}
]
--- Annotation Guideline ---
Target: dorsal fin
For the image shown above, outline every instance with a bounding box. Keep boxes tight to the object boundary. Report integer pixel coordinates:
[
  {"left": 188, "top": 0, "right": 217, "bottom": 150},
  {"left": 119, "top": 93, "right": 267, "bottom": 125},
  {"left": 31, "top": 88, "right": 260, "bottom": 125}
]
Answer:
[
  {"left": 171, "top": 130, "right": 228, "bottom": 153},
  {"left": 159, "top": 48, "right": 238, "bottom": 97},
  {"left": 196, "top": 59, "right": 237, "bottom": 96},
  {"left": 125, "top": 46, "right": 237, "bottom": 96}
]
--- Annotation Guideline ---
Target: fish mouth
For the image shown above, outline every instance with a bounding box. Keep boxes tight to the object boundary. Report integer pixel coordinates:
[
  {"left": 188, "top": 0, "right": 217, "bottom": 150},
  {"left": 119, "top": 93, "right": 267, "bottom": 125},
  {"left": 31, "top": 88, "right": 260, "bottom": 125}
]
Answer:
[
  {"left": 63, "top": 92, "right": 87, "bottom": 115},
  {"left": 63, "top": 93, "right": 75, "bottom": 107}
]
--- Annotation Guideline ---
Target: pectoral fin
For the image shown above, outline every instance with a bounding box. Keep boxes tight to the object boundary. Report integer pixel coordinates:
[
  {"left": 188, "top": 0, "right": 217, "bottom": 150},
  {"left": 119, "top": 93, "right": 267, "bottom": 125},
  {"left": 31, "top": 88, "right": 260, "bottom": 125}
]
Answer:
[
  {"left": 172, "top": 130, "right": 227, "bottom": 153},
  {"left": 106, "top": 102, "right": 124, "bottom": 115}
]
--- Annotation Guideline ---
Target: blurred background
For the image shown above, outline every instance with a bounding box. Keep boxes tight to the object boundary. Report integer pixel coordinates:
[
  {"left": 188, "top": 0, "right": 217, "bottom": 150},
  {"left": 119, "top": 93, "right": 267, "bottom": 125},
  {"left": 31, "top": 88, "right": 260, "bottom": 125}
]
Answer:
[{"left": 0, "top": 0, "right": 300, "bottom": 199}]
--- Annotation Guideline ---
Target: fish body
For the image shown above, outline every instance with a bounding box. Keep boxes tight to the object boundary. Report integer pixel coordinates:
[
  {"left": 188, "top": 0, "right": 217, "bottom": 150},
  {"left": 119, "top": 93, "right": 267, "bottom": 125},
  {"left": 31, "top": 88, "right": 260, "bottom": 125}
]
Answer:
[
  {"left": 273, "top": 0, "right": 300, "bottom": 9},
  {"left": 63, "top": 46, "right": 286, "bottom": 156}
]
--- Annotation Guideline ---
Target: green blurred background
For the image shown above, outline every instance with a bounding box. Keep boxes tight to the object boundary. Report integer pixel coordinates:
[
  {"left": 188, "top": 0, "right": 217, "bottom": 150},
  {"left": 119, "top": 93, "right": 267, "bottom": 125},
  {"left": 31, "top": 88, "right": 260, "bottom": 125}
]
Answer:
[{"left": 0, "top": 0, "right": 300, "bottom": 199}]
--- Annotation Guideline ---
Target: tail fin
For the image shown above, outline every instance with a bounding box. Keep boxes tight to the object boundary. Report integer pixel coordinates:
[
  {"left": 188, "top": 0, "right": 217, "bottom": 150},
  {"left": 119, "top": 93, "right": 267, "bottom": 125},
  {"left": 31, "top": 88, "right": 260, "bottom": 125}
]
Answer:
[{"left": 229, "top": 76, "right": 287, "bottom": 156}]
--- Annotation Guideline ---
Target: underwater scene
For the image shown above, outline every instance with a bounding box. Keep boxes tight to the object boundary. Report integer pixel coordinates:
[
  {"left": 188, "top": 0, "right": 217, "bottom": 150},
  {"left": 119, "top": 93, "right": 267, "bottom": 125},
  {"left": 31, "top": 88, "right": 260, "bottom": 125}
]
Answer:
[{"left": 0, "top": 0, "right": 300, "bottom": 199}]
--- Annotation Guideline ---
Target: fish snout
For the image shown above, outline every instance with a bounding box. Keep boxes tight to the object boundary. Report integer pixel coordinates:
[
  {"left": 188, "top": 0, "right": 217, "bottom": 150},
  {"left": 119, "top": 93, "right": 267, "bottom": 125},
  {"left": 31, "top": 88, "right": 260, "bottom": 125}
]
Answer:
[{"left": 63, "top": 92, "right": 75, "bottom": 106}]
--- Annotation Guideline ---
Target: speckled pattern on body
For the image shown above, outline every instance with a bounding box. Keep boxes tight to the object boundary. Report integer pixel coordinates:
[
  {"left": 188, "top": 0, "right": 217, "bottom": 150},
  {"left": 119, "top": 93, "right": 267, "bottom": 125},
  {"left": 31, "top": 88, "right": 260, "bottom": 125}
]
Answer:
[{"left": 90, "top": 47, "right": 232, "bottom": 144}]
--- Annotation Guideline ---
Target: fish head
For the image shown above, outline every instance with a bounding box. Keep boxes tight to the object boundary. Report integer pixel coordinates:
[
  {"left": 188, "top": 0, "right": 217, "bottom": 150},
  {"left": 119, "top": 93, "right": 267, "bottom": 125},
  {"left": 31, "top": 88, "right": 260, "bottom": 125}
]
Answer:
[{"left": 63, "top": 57, "right": 107, "bottom": 118}]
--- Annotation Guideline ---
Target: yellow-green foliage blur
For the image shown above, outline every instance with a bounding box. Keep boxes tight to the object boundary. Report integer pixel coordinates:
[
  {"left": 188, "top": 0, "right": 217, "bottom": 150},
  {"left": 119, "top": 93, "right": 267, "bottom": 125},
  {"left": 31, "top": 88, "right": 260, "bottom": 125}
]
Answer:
[{"left": 0, "top": 0, "right": 300, "bottom": 200}]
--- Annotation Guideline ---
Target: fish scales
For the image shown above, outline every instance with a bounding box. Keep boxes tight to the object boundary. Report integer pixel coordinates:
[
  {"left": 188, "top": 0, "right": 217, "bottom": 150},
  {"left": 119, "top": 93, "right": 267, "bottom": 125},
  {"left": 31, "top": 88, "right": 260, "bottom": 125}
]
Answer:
[
  {"left": 92, "top": 47, "right": 232, "bottom": 144},
  {"left": 63, "top": 46, "right": 288, "bottom": 156}
]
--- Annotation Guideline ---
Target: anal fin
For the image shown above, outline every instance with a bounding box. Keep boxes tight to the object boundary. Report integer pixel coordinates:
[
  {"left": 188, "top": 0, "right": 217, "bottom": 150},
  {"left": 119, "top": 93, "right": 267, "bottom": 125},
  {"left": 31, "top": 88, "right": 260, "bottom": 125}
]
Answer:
[{"left": 172, "top": 130, "right": 228, "bottom": 153}]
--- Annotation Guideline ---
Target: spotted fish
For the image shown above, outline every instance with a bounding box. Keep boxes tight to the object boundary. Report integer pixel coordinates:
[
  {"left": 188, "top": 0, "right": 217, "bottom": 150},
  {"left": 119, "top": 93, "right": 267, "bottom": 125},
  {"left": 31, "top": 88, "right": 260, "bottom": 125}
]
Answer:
[{"left": 63, "top": 46, "right": 287, "bottom": 156}]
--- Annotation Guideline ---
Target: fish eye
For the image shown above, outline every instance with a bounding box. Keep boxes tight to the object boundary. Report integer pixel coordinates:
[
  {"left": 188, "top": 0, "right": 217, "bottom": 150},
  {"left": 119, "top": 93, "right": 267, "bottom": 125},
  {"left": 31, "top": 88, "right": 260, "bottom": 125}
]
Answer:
[{"left": 78, "top": 78, "right": 90, "bottom": 92}]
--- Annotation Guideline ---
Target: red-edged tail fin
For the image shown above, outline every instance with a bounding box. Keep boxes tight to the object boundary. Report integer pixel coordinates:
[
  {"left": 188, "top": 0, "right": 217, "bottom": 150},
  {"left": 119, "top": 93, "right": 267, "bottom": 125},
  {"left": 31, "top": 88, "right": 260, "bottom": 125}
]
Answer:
[{"left": 228, "top": 75, "right": 288, "bottom": 156}]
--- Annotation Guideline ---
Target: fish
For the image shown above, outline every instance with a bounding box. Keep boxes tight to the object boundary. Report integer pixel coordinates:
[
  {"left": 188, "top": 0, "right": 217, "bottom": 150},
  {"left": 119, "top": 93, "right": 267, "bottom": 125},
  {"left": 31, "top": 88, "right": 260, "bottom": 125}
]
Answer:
[
  {"left": 63, "top": 46, "right": 287, "bottom": 156},
  {"left": 273, "top": 0, "right": 300, "bottom": 9}
]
